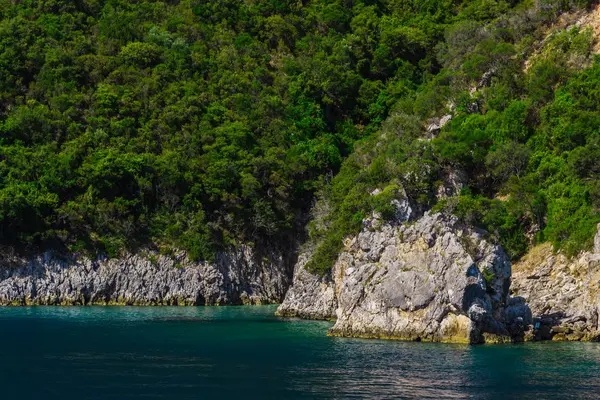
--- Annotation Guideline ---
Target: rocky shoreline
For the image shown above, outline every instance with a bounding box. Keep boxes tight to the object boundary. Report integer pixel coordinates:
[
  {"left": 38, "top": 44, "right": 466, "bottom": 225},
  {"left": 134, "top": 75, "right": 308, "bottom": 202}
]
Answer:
[
  {"left": 511, "top": 242, "right": 600, "bottom": 342},
  {"left": 278, "top": 210, "right": 600, "bottom": 344},
  {"left": 0, "top": 245, "right": 293, "bottom": 306},
  {"left": 1, "top": 212, "right": 599, "bottom": 345},
  {"left": 279, "top": 212, "right": 526, "bottom": 344}
]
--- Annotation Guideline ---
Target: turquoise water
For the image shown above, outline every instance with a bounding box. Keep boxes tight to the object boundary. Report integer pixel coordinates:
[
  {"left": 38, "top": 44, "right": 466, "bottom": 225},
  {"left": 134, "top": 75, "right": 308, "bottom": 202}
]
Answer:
[{"left": 0, "top": 306, "right": 599, "bottom": 399}]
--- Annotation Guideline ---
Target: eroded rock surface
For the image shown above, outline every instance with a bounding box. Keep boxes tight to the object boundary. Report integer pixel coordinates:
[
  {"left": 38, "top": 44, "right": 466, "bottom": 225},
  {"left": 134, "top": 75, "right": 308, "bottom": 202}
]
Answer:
[
  {"left": 0, "top": 245, "right": 293, "bottom": 306},
  {"left": 279, "top": 212, "right": 518, "bottom": 344},
  {"left": 275, "top": 247, "right": 337, "bottom": 320},
  {"left": 511, "top": 239, "right": 600, "bottom": 342}
]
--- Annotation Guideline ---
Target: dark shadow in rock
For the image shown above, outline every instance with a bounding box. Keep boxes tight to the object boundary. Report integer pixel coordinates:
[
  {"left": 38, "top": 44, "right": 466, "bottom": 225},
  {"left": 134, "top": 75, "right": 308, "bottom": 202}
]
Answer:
[
  {"left": 504, "top": 296, "right": 533, "bottom": 342},
  {"left": 461, "top": 283, "right": 487, "bottom": 312}
]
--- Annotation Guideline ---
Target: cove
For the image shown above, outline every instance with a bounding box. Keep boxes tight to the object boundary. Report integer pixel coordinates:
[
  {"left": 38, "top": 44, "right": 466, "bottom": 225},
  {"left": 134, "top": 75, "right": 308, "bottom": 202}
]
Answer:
[{"left": 0, "top": 306, "right": 599, "bottom": 399}]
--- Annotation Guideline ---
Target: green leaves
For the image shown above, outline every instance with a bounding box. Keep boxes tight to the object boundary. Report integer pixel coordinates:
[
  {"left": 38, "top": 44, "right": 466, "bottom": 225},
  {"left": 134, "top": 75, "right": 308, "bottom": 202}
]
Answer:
[
  {"left": 4, "top": 0, "right": 596, "bottom": 267},
  {"left": 120, "top": 42, "right": 162, "bottom": 66},
  {"left": 544, "top": 184, "right": 599, "bottom": 256}
]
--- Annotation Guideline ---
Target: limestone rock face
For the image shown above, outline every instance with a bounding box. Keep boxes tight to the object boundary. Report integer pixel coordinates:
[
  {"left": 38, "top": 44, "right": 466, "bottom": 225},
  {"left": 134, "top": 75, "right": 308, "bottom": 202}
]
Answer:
[
  {"left": 511, "top": 237, "right": 600, "bottom": 342},
  {"left": 0, "top": 245, "right": 293, "bottom": 306},
  {"left": 436, "top": 168, "right": 468, "bottom": 200},
  {"left": 275, "top": 248, "right": 337, "bottom": 320},
  {"left": 279, "top": 212, "right": 515, "bottom": 344},
  {"left": 425, "top": 114, "right": 452, "bottom": 138}
]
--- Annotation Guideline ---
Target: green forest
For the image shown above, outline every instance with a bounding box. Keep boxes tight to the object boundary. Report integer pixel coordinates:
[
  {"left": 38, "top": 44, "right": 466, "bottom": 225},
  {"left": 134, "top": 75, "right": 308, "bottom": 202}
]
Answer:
[{"left": 0, "top": 0, "right": 598, "bottom": 270}]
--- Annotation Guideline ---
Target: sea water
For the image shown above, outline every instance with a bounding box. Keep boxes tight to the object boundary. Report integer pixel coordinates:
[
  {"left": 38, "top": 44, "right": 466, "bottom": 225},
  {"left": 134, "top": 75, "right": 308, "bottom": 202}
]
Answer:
[{"left": 0, "top": 305, "right": 599, "bottom": 399}]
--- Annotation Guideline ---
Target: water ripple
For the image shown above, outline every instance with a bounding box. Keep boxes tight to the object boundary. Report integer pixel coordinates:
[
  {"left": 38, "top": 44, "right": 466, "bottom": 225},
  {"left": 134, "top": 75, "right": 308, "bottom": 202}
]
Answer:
[{"left": 0, "top": 306, "right": 599, "bottom": 399}]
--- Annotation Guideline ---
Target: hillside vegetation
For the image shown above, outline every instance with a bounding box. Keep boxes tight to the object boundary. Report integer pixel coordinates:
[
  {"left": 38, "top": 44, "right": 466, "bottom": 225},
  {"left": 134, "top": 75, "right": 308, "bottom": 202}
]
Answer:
[
  {"left": 304, "top": 0, "right": 600, "bottom": 273},
  {"left": 0, "top": 0, "right": 597, "bottom": 268}
]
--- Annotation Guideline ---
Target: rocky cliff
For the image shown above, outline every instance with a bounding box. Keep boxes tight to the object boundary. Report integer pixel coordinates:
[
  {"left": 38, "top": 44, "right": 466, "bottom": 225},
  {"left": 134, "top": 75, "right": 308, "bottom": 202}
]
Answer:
[
  {"left": 278, "top": 212, "right": 527, "bottom": 344},
  {"left": 275, "top": 246, "right": 338, "bottom": 319},
  {"left": 0, "top": 245, "right": 293, "bottom": 306},
  {"left": 511, "top": 236, "right": 600, "bottom": 342}
]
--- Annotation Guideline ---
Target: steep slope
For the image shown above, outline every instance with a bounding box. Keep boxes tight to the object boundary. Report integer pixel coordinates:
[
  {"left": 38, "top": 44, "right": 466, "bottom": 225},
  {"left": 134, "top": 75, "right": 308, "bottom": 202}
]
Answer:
[
  {"left": 275, "top": 246, "right": 338, "bottom": 319},
  {"left": 0, "top": 0, "right": 520, "bottom": 261},
  {"left": 279, "top": 1, "right": 600, "bottom": 344}
]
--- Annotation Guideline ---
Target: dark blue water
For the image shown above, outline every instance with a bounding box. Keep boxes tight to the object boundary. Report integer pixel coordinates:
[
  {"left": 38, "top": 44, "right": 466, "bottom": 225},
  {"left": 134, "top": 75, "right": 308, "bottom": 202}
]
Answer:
[{"left": 0, "top": 306, "right": 599, "bottom": 399}]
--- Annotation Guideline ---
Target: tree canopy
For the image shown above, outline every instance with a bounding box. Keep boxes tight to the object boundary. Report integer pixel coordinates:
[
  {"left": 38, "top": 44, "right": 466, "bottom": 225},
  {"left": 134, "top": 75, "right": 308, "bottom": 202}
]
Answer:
[{"left": 0, "top": 0, "right": 598, "bottom": 267}]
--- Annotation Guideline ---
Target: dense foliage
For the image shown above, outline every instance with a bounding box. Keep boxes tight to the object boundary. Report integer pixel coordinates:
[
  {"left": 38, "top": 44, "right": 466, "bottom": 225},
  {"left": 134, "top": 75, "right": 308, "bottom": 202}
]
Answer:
[
  {"left": 0, "top": 0, "right": 454, "bottom": 257},
  {"left": 0, "top": 0, "right": 598, "bottom": 269}
]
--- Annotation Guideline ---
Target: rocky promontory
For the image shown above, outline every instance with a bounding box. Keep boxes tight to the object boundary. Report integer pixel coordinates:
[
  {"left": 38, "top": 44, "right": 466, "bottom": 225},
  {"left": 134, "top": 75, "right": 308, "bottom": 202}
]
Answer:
[
  {"left": 279, "top": 205, "right": 600, "bottom": 344},
  {"left": 2, "top": 209, "right": 600, "bottom": 345},
  {"left": 279, "top": 212, "right": 528, "bottom": 344}
]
